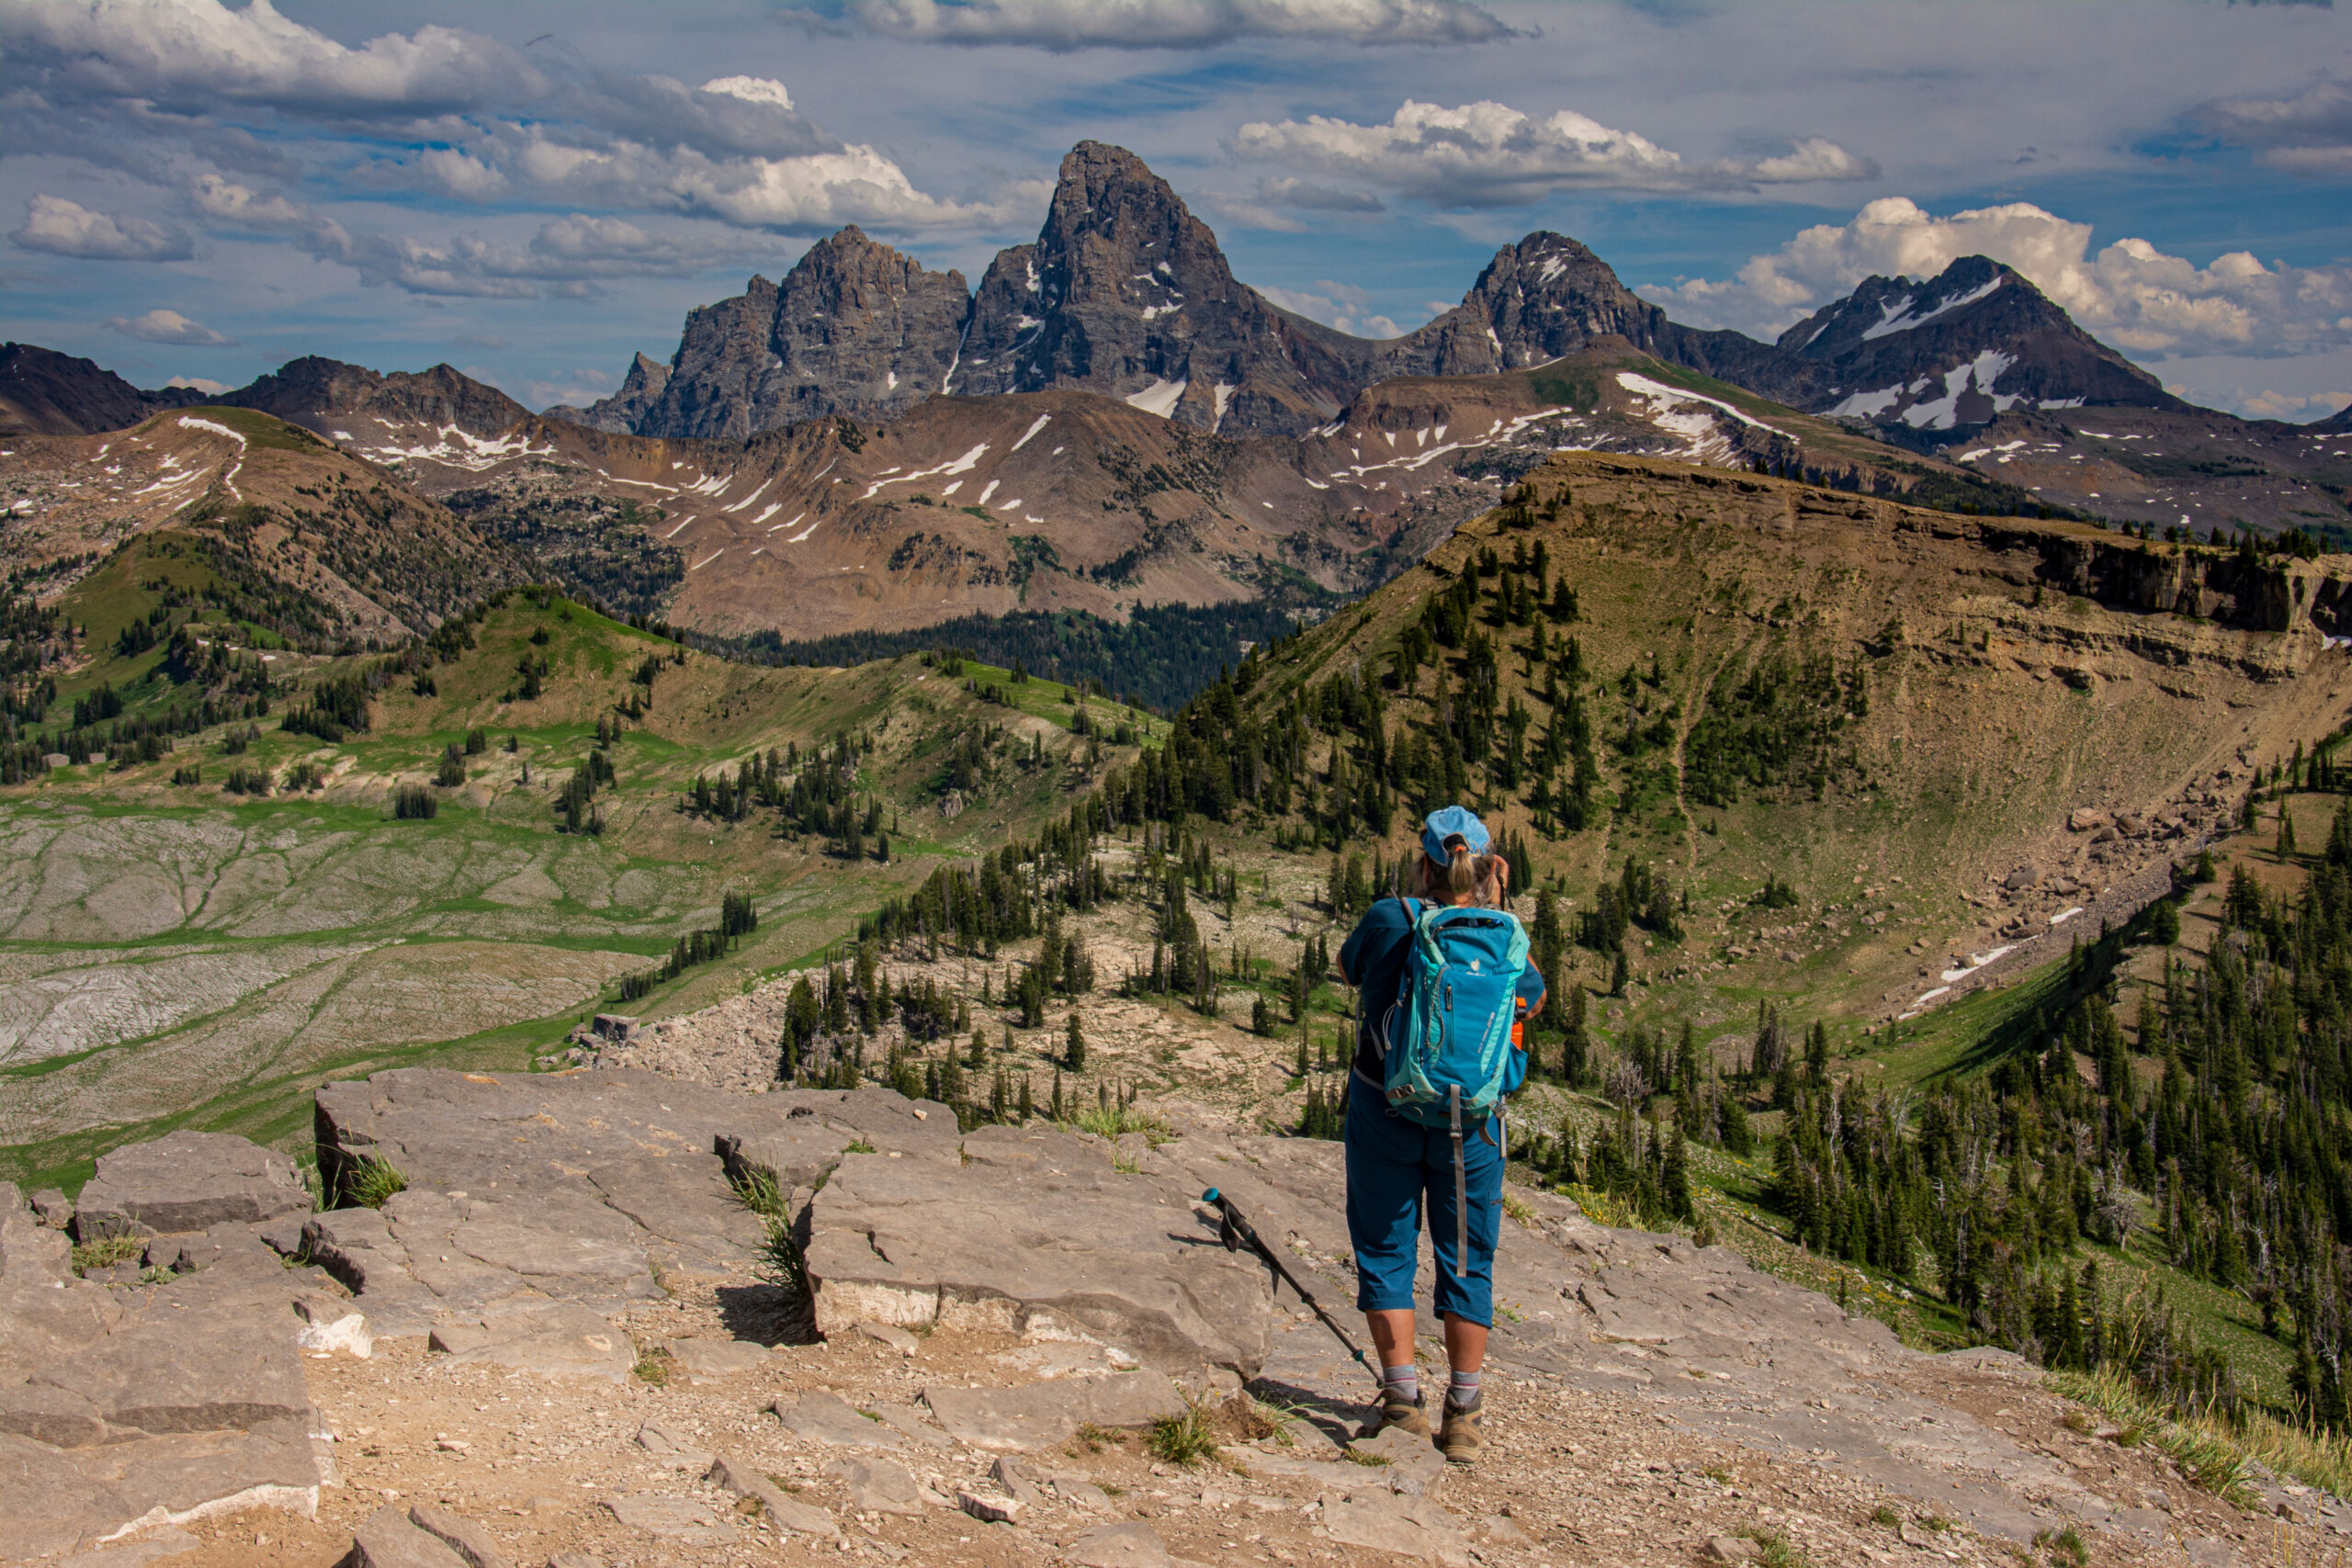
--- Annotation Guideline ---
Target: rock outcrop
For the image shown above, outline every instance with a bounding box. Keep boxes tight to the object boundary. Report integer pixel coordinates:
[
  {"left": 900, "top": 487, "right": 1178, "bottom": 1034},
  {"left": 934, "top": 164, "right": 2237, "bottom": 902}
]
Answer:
[
  {"left": 0, "top": 1167, "right": 338, "bottom": 1562},
  {"left": 543, "top": 352, "right": 670, "bottom": 434},
  {"left": 17, "top": 1068, "right": 2324, "bottom": 1563}
]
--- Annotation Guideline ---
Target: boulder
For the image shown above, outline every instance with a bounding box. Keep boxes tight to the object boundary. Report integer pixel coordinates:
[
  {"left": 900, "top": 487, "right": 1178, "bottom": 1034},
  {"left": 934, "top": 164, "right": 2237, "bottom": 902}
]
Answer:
[
  {"left": 343, "top": 1505, "right": 467, "bottom": 1568},
  {"left": 405, "top": 1504, "right": 512, "bottom": 1568},
  {"left": 74, "top": 1132, "right": 310, "bottom": 1238},
  {"left": 2068, "top": 807, "right": 2110, "bottom": 832},
  {"left": 0, "top": 1180, "right": 71, "bottom": 1282},
  {"left": 803, "top": 1125, "right": 1271, "bottom": 1378},
  {"left": 921, "top": 1371, "right": 1188, "bottom": 1452},
  {"left": 29, "top": 1189, "right": 73, "bottom": 1229}
]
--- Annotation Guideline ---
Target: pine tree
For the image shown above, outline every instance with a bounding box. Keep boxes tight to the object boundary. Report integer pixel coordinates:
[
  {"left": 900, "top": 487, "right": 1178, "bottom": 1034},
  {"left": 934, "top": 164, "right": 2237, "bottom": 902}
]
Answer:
[
  {"left": 1560, "top": 985, "right": 1589, "bottom": 1085},
  {"left": 1609, "top": 946, "right": 1629, "bottom": 998},
  {"left": 1065, "top": 1010, "right": 1086, "bottom": 1072},
  {"left": 967, "top": 1029, "right": 987, "bottom": 1068}
]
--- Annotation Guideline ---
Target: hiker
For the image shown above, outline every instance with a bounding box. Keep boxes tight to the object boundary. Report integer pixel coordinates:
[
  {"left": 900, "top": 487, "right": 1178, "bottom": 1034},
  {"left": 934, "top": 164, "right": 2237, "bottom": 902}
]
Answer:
[{"left": 1336, "top": 806, "right": 1544, "bottom": 1465}]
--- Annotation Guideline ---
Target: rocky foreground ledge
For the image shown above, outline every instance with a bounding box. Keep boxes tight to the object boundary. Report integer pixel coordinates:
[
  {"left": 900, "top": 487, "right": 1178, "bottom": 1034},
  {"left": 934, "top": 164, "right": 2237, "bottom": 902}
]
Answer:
[{"left": 3, "top": 1069, "right": 2334, "bottom": 1565}]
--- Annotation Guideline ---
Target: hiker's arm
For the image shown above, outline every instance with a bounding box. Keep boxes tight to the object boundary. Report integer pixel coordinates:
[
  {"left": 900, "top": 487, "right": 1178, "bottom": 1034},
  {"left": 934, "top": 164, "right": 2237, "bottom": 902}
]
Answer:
[
  {"left": 1337, "top": 900, "right": 1393, "bottom": 986},
  {"left": 1516, "top": 964, "right": 1547, "bottom": 1022}
]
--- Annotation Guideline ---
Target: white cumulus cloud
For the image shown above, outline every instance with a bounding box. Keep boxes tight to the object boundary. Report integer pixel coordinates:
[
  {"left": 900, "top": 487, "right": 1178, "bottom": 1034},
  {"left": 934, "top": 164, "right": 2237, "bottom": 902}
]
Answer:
[
  {"left": 1260, "top": 279, "right": 1418, "bottom": 340},
  {"left": 10, "top": 195, "right": 193, "bottom": 261},
  {"left": 829, "top": 0, "right": 1518, "bottom": 50},
  {"left": 1229, "top": 100, "right": 1873, "bottom": 206},
  {"left": 0, "top": 0, "right": 538, "bottom": 117},
  {"left": 1640, "top": 196, "right": 2352, "bottom": 361},
  {"left": 106, "top": 308, "right": 235, "bottom": 345},
  {"left": 165, "top": 374, "right": 229, "bottom": 393}
]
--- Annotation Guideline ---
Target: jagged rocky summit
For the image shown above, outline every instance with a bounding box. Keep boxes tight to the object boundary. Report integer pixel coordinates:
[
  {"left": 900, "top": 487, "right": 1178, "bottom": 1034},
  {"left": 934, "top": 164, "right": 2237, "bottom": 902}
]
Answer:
[{"left": 557, "top": 140, "right": 2186, "bottom": 446}]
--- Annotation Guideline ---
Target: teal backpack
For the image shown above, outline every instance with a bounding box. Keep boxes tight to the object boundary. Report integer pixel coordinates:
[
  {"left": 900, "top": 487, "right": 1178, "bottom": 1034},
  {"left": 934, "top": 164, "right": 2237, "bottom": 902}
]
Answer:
[{"left": 1376, "top": 898, "right": 1532, "bottom": 1273}]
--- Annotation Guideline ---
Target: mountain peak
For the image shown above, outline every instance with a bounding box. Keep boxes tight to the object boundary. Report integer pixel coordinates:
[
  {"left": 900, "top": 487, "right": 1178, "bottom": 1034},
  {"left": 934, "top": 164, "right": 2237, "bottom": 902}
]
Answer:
[{"left": 1776, "top": 253, "right": 2177, "bottom": 432}]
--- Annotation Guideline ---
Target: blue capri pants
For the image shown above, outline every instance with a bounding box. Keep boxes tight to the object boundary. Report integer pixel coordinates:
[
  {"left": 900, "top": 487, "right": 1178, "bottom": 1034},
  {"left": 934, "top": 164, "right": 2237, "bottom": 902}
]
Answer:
[{"left": 1342, "top": 1074, "right": 1503, "bottom": 1327}]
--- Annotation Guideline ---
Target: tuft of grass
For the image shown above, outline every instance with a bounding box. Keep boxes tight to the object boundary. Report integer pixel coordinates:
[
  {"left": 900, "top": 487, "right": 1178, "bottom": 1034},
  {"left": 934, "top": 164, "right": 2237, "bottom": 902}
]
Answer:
[
  {"left": 632, "top": 1345, "right": 673, "bottom": 1386},
  {"left": 2046, "top": 1368, "right": 2274, "bottom": 1509},
  {"left": 71, "top": 1233, "right": 143, "bottom": 1274},
  {"left": 1069, "top": 1423, "right": 1113, "bottom": 1456},
  {"left": 1148, "top": 1402, "right": 1222, "bottom": 1467},
  {"left": 729, "top": 1165, "right": 812, "bottom": 1304},
  {"left": 1069, "top": 1105, "right": 1170, "bottom": 1145},
  {"left": 1341, "top": 1448, "right": 1392, "bottom": 1467},
  {"left": 342, "top": 1156, "right": 407, "bottom": 1209},
  {"left": 1868, "top": 1504, "right": 1899, "bottom": 1528},
  {"left": 1736, "top": 1527, "right": 1813, "bottom": 1568},
  {"left": 2033, "top": 1524, "right": 2088, "bottom": 1568}
]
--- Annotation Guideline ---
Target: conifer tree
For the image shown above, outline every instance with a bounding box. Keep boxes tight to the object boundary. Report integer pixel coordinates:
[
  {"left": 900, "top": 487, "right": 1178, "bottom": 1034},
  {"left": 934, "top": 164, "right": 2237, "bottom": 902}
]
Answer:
[{"left": 1065, "top": 1010, "right": 1086, "bottom": 1071}]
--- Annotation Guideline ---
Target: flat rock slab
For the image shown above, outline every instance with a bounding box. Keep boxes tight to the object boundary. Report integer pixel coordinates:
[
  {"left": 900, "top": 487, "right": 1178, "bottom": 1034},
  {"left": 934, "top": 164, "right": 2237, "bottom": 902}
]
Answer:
[
  {"left": 74, "top": 1132, "right": 311, "bottom": 1238},
  {"left": 1345, "top": 1424, "right": 1449, "bottom": 1495},
  {"left": 769, "top": 1389, "right": 902, "bottom": 1448},
  {"left": 664, "top": 1337, "right": 769, "bottom": 1382},
  {"left": 805, "top": 1125, "right": 1271, "bottom": 1377},
  {"left": 605, "top": 1492, "right": 733, "bottom": 1547},
  {"left": 821, "top": 1454, "right": 929, "bottom": 1515},
  {"left": 1065, "top": 1520, "right": 1214, "bottom": 1568},
  {"left": 1317, "top": 1488, "right": 1470, "bottom": 1567},
  {"left": 921, "top": 1370, "right": 1187, "bottom": 1451},
  {"left": 426, "top": 1300, "right": 632, "bottom": 1382}
]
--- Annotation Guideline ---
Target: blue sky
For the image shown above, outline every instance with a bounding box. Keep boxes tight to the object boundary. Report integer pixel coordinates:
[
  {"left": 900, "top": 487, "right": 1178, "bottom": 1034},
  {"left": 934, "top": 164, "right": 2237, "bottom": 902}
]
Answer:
[{"left": 4, "top": 0, "right": 2349, "bottom": 420}]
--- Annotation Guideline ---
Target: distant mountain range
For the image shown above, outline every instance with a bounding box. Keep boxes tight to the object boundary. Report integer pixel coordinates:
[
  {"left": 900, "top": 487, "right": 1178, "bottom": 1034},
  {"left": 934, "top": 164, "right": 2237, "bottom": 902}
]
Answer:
[
  {"left": 3, "top": 140, "right": 2345, "bottom": 654},
  {"left": 546, "top": 141, "right": 2185, "bottom": 447}
]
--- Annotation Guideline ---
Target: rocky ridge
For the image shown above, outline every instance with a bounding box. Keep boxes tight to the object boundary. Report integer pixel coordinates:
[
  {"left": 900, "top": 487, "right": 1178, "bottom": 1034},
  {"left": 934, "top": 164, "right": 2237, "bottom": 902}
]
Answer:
[{"left": 6, "top": 1062, "right": 2332, "bottom": 1566}]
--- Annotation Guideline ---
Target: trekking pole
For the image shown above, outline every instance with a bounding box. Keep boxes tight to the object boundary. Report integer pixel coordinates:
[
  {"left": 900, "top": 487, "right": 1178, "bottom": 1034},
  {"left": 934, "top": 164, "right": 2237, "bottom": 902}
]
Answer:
[{"left": 1201, "top": 1188, "right": 1374, "bottom": 1385}]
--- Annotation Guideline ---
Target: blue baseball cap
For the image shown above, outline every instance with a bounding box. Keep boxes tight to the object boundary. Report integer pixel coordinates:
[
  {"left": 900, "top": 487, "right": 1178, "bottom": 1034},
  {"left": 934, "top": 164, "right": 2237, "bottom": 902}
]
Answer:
[{"left": 1419, "top": 805, "right": 1490, "bottom": 863}]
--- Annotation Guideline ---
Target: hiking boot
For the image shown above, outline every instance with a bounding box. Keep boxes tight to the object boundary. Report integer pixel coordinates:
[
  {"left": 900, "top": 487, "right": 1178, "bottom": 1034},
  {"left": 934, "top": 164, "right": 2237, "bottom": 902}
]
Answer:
[
  {"left": 1438, "top": 1398, "right": 1485, "bottom": 1465},
  {"left": 1366, "top": 1386, "right": 1430, "bottom": 1440}
]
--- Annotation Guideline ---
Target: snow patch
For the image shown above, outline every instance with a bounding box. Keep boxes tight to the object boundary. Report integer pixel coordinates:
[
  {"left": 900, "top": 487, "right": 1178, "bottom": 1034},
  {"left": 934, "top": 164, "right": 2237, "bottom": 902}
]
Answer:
[
  {"left": 977, "top": 479, "right": 999, "bottom": 506},
  {"left": 1861, "top": 275, "right": 2002, "bottom": 340},
  {"left": 1212, "top": 382, "right": 1236, "bottom": 433},
  {"left": 1125, "top": 378, "right": 1188, "bottom": 419},
  {"left": 1010, "top": 413, "right": 1052, "bottom": 453},
  {"left": 766, "top": 512, "right": 803, "bottom": 533}
]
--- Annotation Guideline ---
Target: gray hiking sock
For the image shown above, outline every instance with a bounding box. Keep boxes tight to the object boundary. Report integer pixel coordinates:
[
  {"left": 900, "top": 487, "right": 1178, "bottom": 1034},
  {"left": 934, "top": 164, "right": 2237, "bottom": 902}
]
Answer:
[
  {"left": 1446, "top": 1370, "right": 1482, "bottom": 1410},
  {"left": 1382, "top": 1365, "right": 1419, "bottom": 1404}
]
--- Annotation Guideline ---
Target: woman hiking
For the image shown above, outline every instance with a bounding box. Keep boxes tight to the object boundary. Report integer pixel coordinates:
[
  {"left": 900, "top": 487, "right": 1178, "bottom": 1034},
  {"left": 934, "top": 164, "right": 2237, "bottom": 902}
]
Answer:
[{"left": 1336, "top": 806, "right": 1544, "bottom": 1465}]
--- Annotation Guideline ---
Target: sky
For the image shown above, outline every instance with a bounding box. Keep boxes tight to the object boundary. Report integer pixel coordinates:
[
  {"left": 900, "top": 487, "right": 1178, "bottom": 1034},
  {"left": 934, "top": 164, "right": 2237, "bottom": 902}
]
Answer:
[{"left": 3, "top": 0, "right": 2349, "bottom": 421}]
